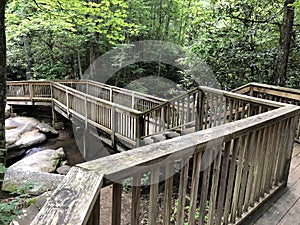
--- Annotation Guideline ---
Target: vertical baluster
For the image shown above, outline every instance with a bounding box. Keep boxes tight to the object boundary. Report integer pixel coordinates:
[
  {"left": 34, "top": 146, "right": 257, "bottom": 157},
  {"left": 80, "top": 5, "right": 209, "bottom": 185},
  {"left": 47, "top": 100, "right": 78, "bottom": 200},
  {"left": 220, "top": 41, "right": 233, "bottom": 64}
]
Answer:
[
  {"left": 187, "top": 152, "right": 202, "bottom": 225},
  {"left": 176, "top": 158, "right": 189, "bottom": 225},
  {"left": 112, "top": 183, "right": 122, "bottom": 225},
  {"left": 163, "top": 162, "right": 173, "bottom": 225},
  {"left": 131, "top": 174, "right": 141, "bottom": 225},
  {"left": 223, "top": 138, "right": 240, "bottom": 225},
  {"left": 207, "top": 146, "right": 222, "bottom": 225},
  {"left": 149, "top": 168, "right": 160, "bottom": 225},
  {"left": 215, "top": 141, "right": 231, "bottom": 224}
]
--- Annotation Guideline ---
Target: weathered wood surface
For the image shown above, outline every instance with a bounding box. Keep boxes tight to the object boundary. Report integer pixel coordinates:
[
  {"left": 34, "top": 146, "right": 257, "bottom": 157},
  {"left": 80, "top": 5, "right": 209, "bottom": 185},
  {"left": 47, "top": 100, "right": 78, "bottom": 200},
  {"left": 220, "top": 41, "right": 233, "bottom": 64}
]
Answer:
[
  {"left": 234, "top": 82, "right": 300, "bottom": 141},
  {"left": 31, "top": 105, "right": 299, "bottom": 225},
  {"left": 78, "top": 106, "right": 299, "bottom": 180},
  {"left": 30, "top": 166, "right": 103, "bottom": 225},
  {"left": 249, "top": 143, "right": 300, "bottom": 225},
  {"left": 6, "top": 80, "right": 300, "bottom": 224}
]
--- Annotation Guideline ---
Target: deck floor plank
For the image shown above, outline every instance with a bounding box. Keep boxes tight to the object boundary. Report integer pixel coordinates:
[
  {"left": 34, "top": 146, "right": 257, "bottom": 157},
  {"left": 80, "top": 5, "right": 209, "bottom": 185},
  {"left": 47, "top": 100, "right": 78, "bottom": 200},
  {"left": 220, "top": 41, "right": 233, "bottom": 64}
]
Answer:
[{"left": 254, "top": 143, "right": 300, "bottom": 225}]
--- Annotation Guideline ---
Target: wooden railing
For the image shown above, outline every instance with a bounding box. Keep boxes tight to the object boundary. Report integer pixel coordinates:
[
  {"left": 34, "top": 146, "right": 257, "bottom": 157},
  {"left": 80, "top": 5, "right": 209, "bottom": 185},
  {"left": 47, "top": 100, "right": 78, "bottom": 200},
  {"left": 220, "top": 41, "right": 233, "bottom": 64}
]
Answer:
[
  {"left": 30, "top": 104, "right": 300, "bottom": 225},
  {"left": 140, "top": 86, "right": 281, "bottom": 139},
  {"left": 51, "top": 82, "right": 142, "bottom": 148},
  {"left": 57, "top": 80, "right": 165, "bottom": 111},
  {"left": 235, "top": 82, "right": 300, "bottom": 141},
  {"left": 7, "top": 80, "right": 286, "bottom": 150},
  {"left": 6, "top": 80, "right": 52, "bottom": 104}
]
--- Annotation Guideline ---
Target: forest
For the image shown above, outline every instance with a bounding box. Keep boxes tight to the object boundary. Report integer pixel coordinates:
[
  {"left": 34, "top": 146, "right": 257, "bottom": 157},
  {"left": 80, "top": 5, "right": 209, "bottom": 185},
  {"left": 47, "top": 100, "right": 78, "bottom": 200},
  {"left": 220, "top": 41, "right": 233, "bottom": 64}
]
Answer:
[
  {"left": 0, "top": 1, "right": 300, "bottom": 224},
  {"left": 2, "top": 0, "right": 300, "bottom": 92}
]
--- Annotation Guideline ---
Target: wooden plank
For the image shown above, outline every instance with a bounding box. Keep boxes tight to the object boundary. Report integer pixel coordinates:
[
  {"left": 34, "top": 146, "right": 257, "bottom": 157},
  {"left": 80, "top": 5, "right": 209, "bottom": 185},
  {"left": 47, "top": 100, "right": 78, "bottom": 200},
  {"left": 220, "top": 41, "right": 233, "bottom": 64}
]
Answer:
[
  {"left": 79, "top": 106, "right": 300, "bottom": 183},
  {"left": 131, "top": 174, "right": 142, "bottom": 224},
  {"left": 188, "top": 152, "right": 202, "bottom": 225},
  {"left": 207, "top": 146, "right": 222, "bottom": 225},
  {"left": 149, "top": 168, "right": 160, "bottom": 225},
  {"left": 254, "top": 181, "right": 300, "bottom": 224},
  {"left": 112, "top": 183, "right": 122, "bottom": 225},
  {"left": 252, "top": 86, "right": 300, "bottom": 101},
  {"left": 231, "top": 135, "right": 247, "bottom": 222},
  {"left": 30, "top": 167, "right": 103, "bottom": 225},
  {"left": 163, "top": 163, "right": 173, "bottom": 225},
  {"left": 215, "top": 141, "right": 231, "bottom": 224},
  {"left": 223, "top": 138, "right": 240, "bottom": 224},
  {"left": 277, "top": 197, "right": 300, "bottom": 225},
  {"left": 176, "top": 158, "right": 189, "bottom": 225},
  {"left": 237, "top": 132, "right": 254, "bottom": 217}
]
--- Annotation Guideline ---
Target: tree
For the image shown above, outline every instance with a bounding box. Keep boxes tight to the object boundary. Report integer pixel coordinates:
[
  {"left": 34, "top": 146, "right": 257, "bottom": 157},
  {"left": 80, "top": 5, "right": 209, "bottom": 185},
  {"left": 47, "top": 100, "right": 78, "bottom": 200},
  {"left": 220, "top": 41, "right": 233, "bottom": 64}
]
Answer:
[
  {"left": 273, "top": 0, "right": 295, "bottom": 86},
  {"left": 6, "top": 0, "right": 137, "bottom": 80},
  {"left": 0, "top": 0, "right": 7, "bottom": 195}
]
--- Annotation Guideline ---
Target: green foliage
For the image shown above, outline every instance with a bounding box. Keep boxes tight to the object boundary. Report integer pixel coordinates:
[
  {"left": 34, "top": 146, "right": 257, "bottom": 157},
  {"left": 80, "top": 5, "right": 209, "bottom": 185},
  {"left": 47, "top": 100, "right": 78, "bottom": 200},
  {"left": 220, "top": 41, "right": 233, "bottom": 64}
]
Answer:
[
  {"left": 0, "top": 163, "right": 35, "bottom": 225},
  {"left": 5, "top": 0, "right": 300, "bottom": 89},
  {"left": 170, "top": 199, "right": 209, "bottom": 224},
  {"left": 6, "top": 0, "right": 137, "bottom": 80}
]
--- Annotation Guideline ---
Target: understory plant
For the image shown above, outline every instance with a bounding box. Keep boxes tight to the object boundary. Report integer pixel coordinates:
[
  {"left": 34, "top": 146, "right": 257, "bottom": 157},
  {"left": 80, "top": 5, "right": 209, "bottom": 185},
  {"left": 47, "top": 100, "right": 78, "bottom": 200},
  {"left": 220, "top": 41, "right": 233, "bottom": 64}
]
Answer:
[{"left": 0, "top": 163, "right": 35, "bottom": 225}]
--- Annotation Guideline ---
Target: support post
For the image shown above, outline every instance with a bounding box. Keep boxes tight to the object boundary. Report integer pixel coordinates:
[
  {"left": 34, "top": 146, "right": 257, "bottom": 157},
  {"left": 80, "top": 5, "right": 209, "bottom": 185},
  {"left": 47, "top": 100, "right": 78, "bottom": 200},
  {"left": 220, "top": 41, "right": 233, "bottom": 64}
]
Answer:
[
  {"left": 111, "top": 107, "right": 117, "bottom": 151},
  {"left": 195, "top": 88, "right": 204, "bottom": 131},
  {"left": 136, "top": 114, "right": 145, "bottom": 147}
]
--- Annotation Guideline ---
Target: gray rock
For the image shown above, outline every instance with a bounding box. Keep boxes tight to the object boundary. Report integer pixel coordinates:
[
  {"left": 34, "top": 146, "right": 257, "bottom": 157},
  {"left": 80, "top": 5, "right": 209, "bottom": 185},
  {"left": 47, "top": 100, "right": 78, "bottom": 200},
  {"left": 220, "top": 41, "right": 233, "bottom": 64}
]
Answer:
[
  {"left": 55, "top": 147, "right": 65, "bottom": 160},
  {"left": 6, "top": 117, "right": 46, "bottom": 152},
  {"left": 56, "top": 165, "right": 71, "bottom": 175},
  {"left": 53, "top": 121, "right": 64, "bottom": 130},
  {"left": 8, "top": 149, "right": 63, "bottom": 173},
  {"left": 36, "top": 123, "right": 59, "bottom": 136},
  {"left": 5, "top": 104, "right": 11, "bottom": 119},
  {"left": 8, "top": 130, "right": 47, "bottom": 150},
  {"left": 3, "top": 168, "right": 63, "bottom": 195}
]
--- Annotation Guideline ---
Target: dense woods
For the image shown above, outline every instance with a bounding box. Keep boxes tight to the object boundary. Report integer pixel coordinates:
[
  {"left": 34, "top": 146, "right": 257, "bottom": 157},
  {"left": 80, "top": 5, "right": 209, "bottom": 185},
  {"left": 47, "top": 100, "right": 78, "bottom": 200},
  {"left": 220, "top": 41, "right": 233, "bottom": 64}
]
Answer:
[
  {"left": 1, "top": 0, "right": 300, "bottom": 192},
  {"left": 3, "top": 0, "right": 300, "bottom": 91}
]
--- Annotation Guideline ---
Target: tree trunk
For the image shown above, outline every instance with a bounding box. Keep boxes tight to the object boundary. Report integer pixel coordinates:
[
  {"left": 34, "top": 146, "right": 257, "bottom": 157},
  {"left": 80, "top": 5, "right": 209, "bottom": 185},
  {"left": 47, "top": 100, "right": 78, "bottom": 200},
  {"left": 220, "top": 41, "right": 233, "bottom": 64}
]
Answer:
[
  {"left": 23, "top": 34, "right": 33, "bottom": 80},
  {"left": 273, "top": 0, "right": 295, "bottom": 86},
  {"left": 0, "top": 0, "right": 7, "bottom": 196}
]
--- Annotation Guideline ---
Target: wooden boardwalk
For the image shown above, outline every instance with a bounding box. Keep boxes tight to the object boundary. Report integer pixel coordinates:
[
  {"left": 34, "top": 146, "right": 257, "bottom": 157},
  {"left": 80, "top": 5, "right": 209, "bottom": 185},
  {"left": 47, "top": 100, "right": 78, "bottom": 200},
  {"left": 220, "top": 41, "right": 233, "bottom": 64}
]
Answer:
[
  {"left": 243, "top": 143, "right": 300, "bottom": 225},
  {"left": 6, "top": 81, "right": 300, "bottom": 225}
]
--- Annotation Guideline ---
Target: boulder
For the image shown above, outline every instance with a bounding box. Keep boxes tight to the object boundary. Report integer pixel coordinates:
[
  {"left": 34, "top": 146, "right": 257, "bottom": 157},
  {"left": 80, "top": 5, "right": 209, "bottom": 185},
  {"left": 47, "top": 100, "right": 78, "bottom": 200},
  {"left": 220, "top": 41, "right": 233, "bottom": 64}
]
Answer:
[
  {"left": 8, "top": 130, "right": 47, "bottom": 150},
  {"left": 3, "top": 149, "right": 66, "bottom": 195},
  {"left": 56, "top": 165, "right": 71, "bottom": 175},
  {"left": 5, "top": 117, "right": 48, "bottom": 160},
  {"left": 3, "top": 169, "right": 64, "bottom": 196},
  {"left": 8, "top": 149, "right": 64, "bottom": 173},
  {"left": 6, "top": 117, "right": 46, "bottom": 150},
  {"left": 5, "top": 104, "right": 11, "bottom": 119},
  {"left": 36, "top": 123, "right": 59, "bottom": 136}
]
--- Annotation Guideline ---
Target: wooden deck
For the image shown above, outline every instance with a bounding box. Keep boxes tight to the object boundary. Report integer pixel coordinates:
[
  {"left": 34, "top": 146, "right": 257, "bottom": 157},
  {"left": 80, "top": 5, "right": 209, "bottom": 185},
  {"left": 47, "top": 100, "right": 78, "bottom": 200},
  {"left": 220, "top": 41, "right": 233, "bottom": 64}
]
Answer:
[
  {"left": 242, "top": 142, "right": 300, "bottom": 224},
  {"left": 6, "top": 81, "right": 300, "bottom": 225}
]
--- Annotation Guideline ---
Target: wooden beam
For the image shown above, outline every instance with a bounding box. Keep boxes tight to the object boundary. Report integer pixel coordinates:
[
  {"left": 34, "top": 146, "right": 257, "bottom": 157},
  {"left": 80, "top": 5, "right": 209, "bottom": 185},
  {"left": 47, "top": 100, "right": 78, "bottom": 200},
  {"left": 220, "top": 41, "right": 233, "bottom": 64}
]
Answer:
[{"left": 30, "top": 167, "right": 103, "bottom": 225}]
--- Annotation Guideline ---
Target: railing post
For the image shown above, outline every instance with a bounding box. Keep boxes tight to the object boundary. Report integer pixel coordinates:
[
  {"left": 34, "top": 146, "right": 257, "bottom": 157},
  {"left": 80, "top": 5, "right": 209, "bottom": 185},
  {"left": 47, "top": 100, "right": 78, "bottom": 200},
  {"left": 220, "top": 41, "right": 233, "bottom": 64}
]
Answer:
[
  {"left": 110, "top": 87, "right": 113, "bottom": 102},
  {"left": 283, "top": 115, "right": 299, "bottom": 184},
  {"left": 131, "top": 92, "right": 135, "bottom": 109},
  {"left": 249, "top": 85, "right": 254, "bottom": 96},
  {"left": 66, "top": 89, "right": 70, "bottom": 118},
  {"left": 136, "top": 114, "right": 145, "bottom": 147},
  {"left": 29, "top": 83, "right": 34, "bottom": 104},
  {"left": 50, "top": 83, "right": 57, "bottom": 125},
  {"left": 111, "top": 106, "right": 117, "bottom": 150},
  {"left": 195, "top": 88, "right": 204, "bottom": 131}
]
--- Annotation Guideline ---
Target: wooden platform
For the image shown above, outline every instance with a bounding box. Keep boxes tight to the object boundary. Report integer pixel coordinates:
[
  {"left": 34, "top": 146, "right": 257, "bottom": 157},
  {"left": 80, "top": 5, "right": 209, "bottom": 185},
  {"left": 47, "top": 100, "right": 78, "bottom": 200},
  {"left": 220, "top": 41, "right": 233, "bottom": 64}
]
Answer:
[{"left": 245, "top": 143, "right": 300, "bottom": 224}]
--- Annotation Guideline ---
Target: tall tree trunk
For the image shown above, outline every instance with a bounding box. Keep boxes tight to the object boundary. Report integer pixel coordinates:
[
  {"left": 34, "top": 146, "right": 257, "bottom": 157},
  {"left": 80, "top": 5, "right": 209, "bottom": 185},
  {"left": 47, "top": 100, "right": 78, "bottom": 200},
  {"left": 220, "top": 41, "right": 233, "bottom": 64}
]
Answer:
[
  {"left": 89, "top": 0, "right": 100, "bottom": 79},
  {"left": 0, "top": 0, "right": 7, "bottom": 196},
  {"left": 273, "top": 0, "right": 295, "bottom": 86},
  {"left": 23, "top": 34, "right": 33, "bottom": 80}
]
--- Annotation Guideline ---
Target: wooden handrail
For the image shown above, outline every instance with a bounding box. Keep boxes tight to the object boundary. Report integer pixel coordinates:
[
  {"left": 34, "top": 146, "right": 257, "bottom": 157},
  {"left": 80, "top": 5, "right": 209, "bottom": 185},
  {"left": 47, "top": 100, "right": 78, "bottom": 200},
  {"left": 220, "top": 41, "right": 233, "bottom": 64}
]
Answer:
[
  {"left": 234, "top": 83, "right": 300, "bottom": 142},
  {"left": 30, "top": 104, "right": 300, "bottom": 225}
]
